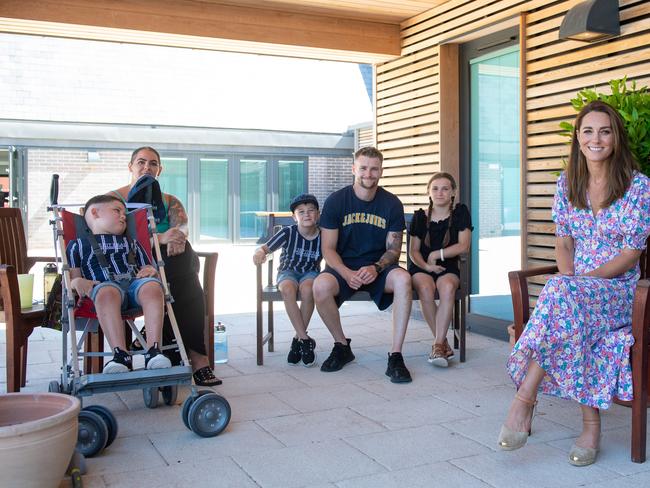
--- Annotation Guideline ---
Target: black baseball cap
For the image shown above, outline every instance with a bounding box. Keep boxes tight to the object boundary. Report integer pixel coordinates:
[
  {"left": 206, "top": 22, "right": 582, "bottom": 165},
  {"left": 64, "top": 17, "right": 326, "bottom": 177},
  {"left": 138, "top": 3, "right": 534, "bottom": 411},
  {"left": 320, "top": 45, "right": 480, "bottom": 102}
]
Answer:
[{"left": 290, "top": 193, "right": 319, "bottom": 212}]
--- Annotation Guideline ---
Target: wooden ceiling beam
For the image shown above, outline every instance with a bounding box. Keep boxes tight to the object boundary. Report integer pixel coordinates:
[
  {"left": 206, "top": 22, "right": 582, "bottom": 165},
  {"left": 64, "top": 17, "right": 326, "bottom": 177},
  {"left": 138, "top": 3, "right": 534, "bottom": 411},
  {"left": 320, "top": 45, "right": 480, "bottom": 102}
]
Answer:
[{"left": 0, "top": 0, "right": 401, "bottom": 62}]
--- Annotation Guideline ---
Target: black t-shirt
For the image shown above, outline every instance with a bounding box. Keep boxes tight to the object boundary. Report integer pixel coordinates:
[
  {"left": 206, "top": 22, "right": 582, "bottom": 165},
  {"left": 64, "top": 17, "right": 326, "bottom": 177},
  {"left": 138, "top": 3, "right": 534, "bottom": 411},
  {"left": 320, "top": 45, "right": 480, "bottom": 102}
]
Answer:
[
  {"left": 408, "top": 204, "right": 473, "bottom": 276},
  {"left": 320, "top": 185, "right": 405, "bottom": 268}
]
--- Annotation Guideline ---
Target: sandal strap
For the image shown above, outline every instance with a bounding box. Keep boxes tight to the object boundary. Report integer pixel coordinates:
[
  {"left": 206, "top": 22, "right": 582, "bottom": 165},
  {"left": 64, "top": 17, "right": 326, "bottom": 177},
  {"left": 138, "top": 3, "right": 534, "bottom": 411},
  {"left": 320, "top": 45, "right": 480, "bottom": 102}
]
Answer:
[{"left": 515, "top": 392, "right": 537, "bottom": 406}]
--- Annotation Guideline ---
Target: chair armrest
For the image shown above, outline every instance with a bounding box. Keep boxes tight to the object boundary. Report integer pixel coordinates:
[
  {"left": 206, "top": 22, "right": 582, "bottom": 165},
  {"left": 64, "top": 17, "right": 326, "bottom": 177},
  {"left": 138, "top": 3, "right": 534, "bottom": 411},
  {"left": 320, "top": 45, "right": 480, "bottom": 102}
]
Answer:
[
  {"left": 0, "top": 265, "right": 21, "bottom": 319},
  {"left": 631, "top": 280, "right": 650, "bottom": 408},
  {"left": 196, "top": 251, "right": 217, "bottom": 320},
  {"left": 508, "top": 265, "right": 559, "bottom": 340}
]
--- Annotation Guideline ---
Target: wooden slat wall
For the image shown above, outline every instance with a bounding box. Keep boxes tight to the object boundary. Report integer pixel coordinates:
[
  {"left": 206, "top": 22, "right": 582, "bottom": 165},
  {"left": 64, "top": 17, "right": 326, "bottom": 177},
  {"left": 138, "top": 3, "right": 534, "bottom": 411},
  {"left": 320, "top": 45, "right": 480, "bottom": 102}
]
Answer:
[
  {"left": 356, "top": 127, "right": 375, "bottom": 150},
  {"left": 377, "top": 0, "right": 650, "bottom": 272}
]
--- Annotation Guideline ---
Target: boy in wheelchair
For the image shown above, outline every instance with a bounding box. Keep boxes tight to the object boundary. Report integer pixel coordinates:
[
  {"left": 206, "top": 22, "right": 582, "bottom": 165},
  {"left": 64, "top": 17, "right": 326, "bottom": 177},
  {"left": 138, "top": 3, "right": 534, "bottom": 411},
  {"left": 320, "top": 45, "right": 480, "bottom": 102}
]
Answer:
[{"left": 66, "top": 194, "right": 171, "bottom": 374}]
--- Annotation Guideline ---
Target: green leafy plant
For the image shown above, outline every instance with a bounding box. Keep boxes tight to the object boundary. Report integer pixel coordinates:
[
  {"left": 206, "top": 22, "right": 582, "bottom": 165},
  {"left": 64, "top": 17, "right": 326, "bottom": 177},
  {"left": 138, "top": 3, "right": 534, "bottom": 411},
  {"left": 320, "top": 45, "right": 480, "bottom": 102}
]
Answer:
[{"left": 559, "top": 77, "right": 650, "bottom": 176}]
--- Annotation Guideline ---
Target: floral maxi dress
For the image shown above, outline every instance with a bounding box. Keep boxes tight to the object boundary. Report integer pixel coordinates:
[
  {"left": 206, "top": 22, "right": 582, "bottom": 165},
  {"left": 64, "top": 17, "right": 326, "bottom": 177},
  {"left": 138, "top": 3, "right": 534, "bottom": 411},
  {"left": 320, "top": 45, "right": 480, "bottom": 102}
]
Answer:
[{"left": 507, "top": 171, "right": 650, "bottom": 409}]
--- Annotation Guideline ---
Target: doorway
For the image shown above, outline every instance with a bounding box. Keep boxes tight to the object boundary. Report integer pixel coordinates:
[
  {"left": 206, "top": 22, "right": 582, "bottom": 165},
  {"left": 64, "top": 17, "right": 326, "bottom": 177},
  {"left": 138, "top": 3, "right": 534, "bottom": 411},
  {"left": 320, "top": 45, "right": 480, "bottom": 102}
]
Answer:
[{"left": 460, "top": 29, "right": 521, "bottom": 323}]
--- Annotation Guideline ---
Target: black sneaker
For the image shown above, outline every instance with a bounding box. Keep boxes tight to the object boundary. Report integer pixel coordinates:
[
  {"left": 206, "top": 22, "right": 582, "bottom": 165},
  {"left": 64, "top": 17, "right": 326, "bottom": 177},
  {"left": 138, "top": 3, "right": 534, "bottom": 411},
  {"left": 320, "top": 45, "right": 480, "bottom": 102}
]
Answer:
[
  {"left": 103, "top": 347, "right": 133, "bottom": 374},
  {"left": 320, "top": 339, "right": 355, "bottom": 372},
  {"left": 287, "top": 337, "right": 302, "bottom": 364},
  {"left": 385, "top": 352, "right": 412, "bottom": 383},
  {"left": 144, "top": 342, "right": 172, "bottom": 370},
  {"left": 299, "top": 337, "right": 317, "bottom": 367}
]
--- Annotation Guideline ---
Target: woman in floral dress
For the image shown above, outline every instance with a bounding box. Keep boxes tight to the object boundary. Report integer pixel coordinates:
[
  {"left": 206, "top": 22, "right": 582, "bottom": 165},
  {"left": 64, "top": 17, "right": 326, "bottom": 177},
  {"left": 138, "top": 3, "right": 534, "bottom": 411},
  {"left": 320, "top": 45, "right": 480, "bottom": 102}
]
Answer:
[{"left": 498, "top": 101, "right": 650, "bottom": 466}]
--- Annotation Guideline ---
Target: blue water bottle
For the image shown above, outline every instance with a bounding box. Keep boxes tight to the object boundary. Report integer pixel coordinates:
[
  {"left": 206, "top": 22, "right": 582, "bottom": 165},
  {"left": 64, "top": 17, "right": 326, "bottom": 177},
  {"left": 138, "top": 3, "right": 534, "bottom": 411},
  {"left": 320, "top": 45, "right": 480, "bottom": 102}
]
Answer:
[{"left": 214, "top": 322, "right": 228, "bottom": 364}]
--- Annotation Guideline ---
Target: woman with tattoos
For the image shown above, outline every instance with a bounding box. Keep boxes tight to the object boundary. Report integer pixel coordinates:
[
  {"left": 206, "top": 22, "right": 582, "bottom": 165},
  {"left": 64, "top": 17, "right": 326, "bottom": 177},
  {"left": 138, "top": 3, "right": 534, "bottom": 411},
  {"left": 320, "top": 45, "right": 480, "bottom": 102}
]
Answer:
[
  {"left": 110, "top": 146, "right": 221, "bottom": 386},
  {"left": 408, "top": 172, "right": 472, "bottom": 368}
]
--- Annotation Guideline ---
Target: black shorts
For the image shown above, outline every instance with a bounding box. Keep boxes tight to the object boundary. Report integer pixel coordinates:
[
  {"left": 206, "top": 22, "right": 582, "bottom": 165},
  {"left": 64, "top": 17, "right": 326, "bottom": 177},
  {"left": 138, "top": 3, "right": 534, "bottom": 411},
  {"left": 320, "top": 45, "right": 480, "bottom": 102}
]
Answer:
[
  {"left": 322, "top": 263, "right": 401, "bottom": 311},
  {"left": 408, "top": 263, "right": 460, "bottom": 282}
]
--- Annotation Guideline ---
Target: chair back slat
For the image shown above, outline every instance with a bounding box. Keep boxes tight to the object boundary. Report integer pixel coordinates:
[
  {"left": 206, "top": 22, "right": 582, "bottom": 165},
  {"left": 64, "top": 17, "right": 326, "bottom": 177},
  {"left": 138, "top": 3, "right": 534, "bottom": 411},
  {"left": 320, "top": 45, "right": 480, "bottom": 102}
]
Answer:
[
  {"left": 641, "top": 237, "right": 650, "bottom": 280},
  {"left": 0, "top": 208, "right": 28, "bottom": 273}
]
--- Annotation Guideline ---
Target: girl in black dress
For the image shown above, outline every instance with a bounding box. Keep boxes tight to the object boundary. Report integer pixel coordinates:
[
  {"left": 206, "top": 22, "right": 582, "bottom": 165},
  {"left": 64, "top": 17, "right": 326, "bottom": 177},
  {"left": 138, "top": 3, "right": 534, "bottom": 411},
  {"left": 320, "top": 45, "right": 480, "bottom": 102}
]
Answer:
[{"left": 408, "top": 172, "right": 472, "bottom": 367}]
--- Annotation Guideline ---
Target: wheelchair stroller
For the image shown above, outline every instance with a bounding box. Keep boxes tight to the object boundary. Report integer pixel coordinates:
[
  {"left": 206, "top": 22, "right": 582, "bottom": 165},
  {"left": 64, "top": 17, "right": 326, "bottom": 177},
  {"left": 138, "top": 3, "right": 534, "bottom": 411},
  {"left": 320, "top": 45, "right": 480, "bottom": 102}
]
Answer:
[{"left": 47, "top": 175, "right": 230, "bottom": 458}]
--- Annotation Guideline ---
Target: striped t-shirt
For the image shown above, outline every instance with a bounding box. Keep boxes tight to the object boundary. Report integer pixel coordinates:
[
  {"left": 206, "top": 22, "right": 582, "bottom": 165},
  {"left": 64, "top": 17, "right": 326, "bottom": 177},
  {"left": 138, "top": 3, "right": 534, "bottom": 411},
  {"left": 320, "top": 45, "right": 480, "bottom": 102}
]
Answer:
[
  {"left": 265, "top": 224, "right": 321, "bottom": 273},
  {"left": 66, "top": 234, "right": 150, "bottom": 282}
]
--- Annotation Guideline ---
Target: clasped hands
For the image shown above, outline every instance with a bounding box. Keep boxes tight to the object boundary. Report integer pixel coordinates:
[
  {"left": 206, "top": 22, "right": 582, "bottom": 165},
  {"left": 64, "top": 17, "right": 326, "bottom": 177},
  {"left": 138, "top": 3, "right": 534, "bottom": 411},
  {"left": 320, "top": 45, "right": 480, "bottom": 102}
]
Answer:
[
  {"left": 345, "top": 265, "right": 379, "bottom": 290},
  {"left": 158, "top": 225, "right": 187, "bottom": 256},
  {"left": 425, "top": 251, "right": 445, "bottom": 274}
]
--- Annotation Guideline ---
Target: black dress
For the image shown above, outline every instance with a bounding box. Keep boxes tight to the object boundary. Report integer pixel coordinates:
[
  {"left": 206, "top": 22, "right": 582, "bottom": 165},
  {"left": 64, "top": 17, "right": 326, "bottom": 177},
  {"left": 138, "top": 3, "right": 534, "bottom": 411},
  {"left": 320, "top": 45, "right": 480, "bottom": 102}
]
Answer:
[{"left": 407, "top": 204, "right": 473, "bottom": 280}]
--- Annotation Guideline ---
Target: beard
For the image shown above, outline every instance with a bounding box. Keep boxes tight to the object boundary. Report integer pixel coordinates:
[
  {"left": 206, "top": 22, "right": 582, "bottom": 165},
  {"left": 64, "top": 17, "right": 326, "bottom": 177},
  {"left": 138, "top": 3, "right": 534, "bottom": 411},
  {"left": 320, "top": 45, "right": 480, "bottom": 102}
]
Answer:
[{"left": 356, "top": 177, "right": 378, "bottom": 190}]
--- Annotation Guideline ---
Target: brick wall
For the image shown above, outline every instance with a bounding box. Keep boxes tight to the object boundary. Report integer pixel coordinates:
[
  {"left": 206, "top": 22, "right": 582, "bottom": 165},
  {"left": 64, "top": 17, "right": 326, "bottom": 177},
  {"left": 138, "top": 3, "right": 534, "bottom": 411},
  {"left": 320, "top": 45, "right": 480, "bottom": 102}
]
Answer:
[
  {"left": 27, "top": 149, "right": 131, "bottom": 250},
  {"left": 308, "top": 155, "right": 353, "bottom": 206}
]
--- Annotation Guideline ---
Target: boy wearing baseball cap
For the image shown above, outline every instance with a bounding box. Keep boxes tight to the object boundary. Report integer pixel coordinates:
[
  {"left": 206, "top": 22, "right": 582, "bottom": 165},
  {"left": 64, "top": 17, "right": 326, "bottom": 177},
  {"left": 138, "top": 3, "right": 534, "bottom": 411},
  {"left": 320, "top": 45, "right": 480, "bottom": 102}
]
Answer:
[{"left": 253, "top": 194, "right": 321, "bottom": 366}]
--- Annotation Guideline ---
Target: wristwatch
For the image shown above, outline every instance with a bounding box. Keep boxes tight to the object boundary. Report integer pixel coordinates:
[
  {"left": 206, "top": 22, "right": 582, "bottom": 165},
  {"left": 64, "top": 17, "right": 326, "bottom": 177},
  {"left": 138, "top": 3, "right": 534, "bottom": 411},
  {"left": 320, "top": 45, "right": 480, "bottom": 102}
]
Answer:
[{"left": 373, "top": 263, "right": 382, "bottom": 273}]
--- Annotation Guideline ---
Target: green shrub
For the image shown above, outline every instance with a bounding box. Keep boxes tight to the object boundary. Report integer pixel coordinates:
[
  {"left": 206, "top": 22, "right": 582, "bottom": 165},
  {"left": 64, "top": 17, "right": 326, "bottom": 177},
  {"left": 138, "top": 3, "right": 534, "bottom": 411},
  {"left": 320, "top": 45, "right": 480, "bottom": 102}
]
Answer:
[{"left": 559, "top": 77, "right": 650, "bottom": 176}]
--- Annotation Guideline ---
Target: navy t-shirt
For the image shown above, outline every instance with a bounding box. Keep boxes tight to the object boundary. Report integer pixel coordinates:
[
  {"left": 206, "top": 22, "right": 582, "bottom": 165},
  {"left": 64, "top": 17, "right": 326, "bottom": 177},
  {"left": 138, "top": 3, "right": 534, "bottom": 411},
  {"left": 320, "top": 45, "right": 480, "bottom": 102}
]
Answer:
[{"left": 319, "top": 185, "right": 405, "bottom": 268}]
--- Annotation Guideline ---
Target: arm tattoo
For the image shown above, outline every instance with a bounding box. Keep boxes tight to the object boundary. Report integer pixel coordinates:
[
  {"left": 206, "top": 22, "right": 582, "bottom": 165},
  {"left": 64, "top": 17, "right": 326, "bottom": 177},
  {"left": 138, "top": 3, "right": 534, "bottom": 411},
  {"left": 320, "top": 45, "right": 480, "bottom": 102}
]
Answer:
[
  {"left": 167, "top": 195, "right": 188, "bottom": 228},
  {"left": 376, "top": 231, "right": 403, "bottom": 268}
]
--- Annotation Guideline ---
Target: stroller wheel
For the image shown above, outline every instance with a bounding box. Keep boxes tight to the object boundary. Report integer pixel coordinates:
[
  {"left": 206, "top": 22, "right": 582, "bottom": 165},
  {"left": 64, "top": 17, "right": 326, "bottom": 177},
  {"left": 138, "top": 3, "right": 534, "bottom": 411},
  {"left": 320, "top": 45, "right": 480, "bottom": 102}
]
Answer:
[
  {"left": 48, "top": 380, "right": 61, "bottom": 393},
  {"left": 181, "top": 390, "right": 212, "bottom": 430},
  {"left": 187, "top": 392, "right": 231, "bottom": 438},
  {"left": 162, "top": 385, "right": 178, "bottom": 406},
  {"left": 83, "top": 405, "right": 118, "bottom": 448},
  {"left": 77, "top": 410, "right": 109, "bottom": 457},
  {"left": 143, "top": 387, "right": 159, "bottom": 409}
]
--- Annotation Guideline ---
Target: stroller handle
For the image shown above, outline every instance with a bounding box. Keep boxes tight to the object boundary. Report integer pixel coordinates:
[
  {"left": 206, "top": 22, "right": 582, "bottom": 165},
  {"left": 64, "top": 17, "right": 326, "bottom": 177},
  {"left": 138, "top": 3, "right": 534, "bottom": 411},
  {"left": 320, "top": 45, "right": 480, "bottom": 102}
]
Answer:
[{"left": 50, "top": 174, "right": 59, "bottom": 205}]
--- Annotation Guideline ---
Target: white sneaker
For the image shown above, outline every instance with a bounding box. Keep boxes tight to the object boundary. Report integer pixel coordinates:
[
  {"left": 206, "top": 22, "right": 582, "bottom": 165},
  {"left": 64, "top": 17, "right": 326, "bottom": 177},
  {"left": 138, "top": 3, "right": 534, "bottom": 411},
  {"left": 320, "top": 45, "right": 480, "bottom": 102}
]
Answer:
[
  {"left": 103, "top": 361, "right": 130, "bottom": 374},
  {"left": 145, "top": 343, "right": 172, "bottom": 370}
]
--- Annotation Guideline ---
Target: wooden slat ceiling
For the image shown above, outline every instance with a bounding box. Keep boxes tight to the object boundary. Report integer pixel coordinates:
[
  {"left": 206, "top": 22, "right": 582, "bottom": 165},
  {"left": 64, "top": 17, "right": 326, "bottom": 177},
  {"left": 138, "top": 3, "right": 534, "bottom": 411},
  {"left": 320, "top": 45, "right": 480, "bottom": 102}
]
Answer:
[
  {"left": 201, "top": 0, "right": 449, "bottom": 23},
  {"left": 0, "top": 0, "right": 450, "bottom": 63}
]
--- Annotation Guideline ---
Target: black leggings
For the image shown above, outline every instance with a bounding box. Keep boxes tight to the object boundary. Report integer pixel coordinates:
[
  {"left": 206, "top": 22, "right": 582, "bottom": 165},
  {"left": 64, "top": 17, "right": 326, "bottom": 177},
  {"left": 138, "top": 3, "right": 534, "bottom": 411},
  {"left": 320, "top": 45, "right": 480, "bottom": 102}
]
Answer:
[{"left": 160, "top": 242, "right": 207, "bottom": 360}]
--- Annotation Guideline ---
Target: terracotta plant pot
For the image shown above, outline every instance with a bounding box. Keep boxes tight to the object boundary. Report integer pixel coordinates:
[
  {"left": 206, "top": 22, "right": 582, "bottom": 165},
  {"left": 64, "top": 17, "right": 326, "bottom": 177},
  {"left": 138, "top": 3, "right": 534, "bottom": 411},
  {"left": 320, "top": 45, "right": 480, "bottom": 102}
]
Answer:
[{"left": 0, "top": 393, "right": 80, "bottom": 488}]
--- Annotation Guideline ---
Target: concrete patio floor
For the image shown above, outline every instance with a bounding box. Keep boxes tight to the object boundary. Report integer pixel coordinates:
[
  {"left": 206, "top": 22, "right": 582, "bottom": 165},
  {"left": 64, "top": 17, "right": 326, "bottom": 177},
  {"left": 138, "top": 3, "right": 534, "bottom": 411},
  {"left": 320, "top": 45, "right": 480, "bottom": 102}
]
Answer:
[{"left": 2, "top": 302, "right": 650, "bottom": 487}]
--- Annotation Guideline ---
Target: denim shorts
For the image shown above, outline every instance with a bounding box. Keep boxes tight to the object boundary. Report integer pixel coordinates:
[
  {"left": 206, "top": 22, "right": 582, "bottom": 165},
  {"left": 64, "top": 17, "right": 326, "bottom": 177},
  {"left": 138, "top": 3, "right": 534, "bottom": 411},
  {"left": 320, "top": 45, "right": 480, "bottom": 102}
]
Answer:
[
  {"left": 90, "top": 277, "right": 162, "bottom": 311},
  {"left": 277, "top": 269, "right": 319, "bottom": 285}
]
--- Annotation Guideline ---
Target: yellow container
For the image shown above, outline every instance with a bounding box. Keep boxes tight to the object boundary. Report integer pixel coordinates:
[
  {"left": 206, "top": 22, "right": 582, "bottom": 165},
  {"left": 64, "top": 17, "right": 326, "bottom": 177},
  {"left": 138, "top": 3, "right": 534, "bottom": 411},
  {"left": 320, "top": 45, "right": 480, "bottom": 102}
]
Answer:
[{"left": 17, "top": 273, "right": 34, "bottom": 309}]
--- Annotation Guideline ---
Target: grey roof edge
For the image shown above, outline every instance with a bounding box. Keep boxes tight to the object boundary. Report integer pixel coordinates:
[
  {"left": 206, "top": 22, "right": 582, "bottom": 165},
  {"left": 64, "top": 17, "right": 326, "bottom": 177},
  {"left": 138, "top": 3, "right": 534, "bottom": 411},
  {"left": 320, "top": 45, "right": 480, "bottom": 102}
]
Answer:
[{"left": 0, "top": 119, "right": 354, "bottom": 150}]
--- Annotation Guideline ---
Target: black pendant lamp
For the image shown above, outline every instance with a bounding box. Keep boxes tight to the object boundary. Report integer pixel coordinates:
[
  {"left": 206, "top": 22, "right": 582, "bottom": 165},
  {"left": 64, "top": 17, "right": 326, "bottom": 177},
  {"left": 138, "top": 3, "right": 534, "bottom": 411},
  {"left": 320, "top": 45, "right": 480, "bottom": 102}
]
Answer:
[{"left": 559, "top": 0, "right": 620, "bottom": 42}]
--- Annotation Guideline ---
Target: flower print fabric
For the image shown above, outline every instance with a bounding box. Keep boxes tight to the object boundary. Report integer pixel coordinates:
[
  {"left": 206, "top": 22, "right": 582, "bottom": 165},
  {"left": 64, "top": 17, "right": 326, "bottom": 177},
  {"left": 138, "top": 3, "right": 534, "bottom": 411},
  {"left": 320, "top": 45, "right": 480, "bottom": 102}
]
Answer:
[{"left": 507, "top": 171, "right": 650, "bottom": 409}]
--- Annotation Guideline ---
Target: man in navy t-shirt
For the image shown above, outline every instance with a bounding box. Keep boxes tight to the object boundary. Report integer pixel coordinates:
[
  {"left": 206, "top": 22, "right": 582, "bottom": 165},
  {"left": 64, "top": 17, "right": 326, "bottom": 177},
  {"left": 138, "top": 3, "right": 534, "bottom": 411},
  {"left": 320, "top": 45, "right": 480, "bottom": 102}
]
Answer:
[{"left": 314, "top": 146, "right": 413, "bottom": 383}]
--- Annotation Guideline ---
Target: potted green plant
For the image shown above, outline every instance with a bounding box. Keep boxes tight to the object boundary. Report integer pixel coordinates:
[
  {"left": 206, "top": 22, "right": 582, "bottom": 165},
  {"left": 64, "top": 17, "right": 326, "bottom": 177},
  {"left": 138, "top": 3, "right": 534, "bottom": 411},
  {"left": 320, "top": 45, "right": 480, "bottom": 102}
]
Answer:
[{"left": 559, "top": 77, "right": 650, "bottom": 176}]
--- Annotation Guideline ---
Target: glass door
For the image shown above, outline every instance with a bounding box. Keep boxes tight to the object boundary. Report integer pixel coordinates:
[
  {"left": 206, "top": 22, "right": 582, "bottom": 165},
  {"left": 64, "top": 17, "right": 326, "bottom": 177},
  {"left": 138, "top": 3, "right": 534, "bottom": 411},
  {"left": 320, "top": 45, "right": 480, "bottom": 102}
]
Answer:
[
  {"left": 278, "top": 158, "right": 305, "bottom": 210},
  {"left": 199, "top": 157, "right": 229, "bottom": 241},
  {"left": 239, "top": 158, "right": 268, "bottom": 240},
  {"left": 468, "top": 45, "right": 521, "bottom": 321}
]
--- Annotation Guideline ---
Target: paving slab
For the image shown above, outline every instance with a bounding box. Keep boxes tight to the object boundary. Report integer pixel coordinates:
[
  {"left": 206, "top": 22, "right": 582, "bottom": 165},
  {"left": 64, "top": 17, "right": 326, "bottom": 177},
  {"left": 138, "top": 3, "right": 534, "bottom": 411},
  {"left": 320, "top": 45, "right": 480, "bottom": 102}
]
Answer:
[
  {"left": 149, "top": 420, "right": 285, "bottom": 464},
  {"left": 98, "top": 456, "right": 258, "bottom": 488},
  {"left": 256, "top": 406, "right": 385, "bottom": 446},
  {"left": 451, "top": 443, "right": 620, "bottom": 488},
  {"left": 345, "top": 423, "right": 491, "bottom": 470},
  {"left": 335, "top": 461, "right": 491, "bottom": 488},
  {"left": 233, "top": 439, "right": 385, "bottom": 488},
  {"left": 350, "top": 394, "right": 477, "bottom": 430}
]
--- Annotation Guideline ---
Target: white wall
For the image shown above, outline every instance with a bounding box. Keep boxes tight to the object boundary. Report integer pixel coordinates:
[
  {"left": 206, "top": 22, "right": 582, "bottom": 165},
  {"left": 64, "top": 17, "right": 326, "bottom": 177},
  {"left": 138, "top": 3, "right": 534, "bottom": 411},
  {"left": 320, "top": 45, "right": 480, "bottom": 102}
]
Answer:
[{"left": 0, "top": 33, "right": 372, "bottom": 133}]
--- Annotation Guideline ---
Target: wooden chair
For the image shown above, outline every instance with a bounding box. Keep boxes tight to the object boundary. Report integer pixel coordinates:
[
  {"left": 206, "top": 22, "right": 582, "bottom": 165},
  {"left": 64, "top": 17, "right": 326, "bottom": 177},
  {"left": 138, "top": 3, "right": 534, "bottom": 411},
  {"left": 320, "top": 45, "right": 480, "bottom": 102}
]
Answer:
[
  {"left": 508, "top": 239, "right": 650, "bottom": 463},
  {"left": 255, "top": 213, "right": 469, "bottom": 365},
  {"left": 0, "top": 207, "right": 55, "bottom": 392}
]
